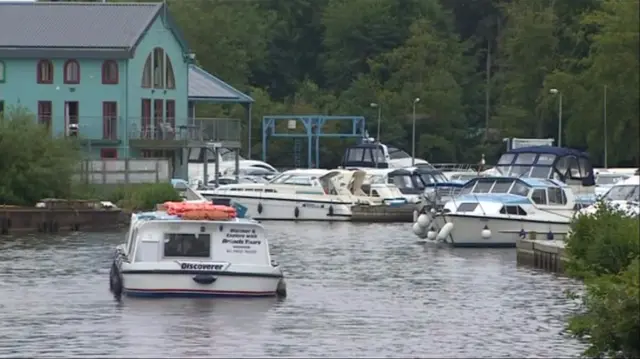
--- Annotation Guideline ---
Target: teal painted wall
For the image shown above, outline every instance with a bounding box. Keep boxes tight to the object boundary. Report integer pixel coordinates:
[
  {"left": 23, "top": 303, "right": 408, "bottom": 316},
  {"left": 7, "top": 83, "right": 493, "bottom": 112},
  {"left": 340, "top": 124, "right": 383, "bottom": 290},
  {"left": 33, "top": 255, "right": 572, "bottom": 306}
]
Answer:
[
  {"left": 0, "top": 14, "right": 189, "bottom": 163},
  {"left": 0, "top": 58, "right": 126, "bottom": 142},
  {"left": 126, "top": 15, "right": 189, "bottom": 158}
]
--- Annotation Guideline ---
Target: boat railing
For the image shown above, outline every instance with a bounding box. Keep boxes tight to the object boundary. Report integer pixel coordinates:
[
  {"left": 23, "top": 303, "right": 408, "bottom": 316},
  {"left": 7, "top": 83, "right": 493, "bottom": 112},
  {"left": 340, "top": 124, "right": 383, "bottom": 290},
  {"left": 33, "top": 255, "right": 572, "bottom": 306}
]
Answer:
[{"left": 430, "top": 163, "right": 488, "bottom": 173}]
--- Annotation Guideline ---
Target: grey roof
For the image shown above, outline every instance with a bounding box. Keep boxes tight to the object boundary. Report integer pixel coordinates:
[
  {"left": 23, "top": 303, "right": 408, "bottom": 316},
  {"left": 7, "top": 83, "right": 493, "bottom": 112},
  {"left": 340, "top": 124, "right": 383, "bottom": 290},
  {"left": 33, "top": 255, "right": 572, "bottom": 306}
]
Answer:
[
  {"left": 0, "top": 2, "right": 162, "bottom": 52},
  {"left": 189, "top": 65, "right": 254, "bottom": 104}
]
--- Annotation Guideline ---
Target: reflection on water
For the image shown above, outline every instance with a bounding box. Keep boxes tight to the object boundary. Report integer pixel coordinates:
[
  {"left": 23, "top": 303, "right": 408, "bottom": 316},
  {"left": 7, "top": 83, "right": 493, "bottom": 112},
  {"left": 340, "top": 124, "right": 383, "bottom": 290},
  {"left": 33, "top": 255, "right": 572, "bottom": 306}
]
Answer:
[{"left": 0, "top": 222, "right": 585, "bottom": 358}]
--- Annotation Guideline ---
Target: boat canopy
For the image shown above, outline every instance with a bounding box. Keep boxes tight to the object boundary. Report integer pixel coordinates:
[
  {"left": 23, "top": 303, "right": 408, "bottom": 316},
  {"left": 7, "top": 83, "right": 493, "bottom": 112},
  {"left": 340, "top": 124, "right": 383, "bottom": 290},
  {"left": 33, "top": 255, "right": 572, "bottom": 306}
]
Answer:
[{"left": 495, "top": 146, "right": 595, "bottom": 186}]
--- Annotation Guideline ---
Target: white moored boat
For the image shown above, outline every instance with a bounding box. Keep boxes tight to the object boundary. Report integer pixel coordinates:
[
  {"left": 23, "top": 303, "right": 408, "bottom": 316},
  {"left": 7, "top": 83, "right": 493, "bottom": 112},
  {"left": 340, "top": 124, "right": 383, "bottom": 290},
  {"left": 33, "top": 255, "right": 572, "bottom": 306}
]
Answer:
[
  {"left": 198, "top": 169, "right": 405, "bottom": 221},
  {"left": 412, "top": 177, "right": 578, "bottom": 247},
  {"left": 578, "top": 175, "right": 639, "bottom": 217},
  {"left": 109, "top": 205, "right": 286, "bottom": 299}
]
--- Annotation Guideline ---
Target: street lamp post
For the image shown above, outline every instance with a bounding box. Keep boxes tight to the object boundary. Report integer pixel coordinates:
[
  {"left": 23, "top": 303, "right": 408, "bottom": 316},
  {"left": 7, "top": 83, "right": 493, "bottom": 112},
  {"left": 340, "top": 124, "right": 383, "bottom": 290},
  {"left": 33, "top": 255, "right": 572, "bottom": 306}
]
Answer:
[
  {"left": 603, "top": 85, "right": 608, "bottom": 168},
  {"left": 411, "top": 97, "right": 420, "bottom": 166},
  {"left": 370, "top": 102, "right": 382, "bottom": 142},
  {"left": 549, "top": 88, "right": 563, "bottom": 147}
]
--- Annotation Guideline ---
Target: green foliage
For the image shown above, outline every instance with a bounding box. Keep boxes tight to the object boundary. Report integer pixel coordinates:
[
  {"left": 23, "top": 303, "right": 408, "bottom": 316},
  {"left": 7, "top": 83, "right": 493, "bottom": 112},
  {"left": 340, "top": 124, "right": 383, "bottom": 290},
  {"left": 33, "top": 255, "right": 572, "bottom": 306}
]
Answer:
[
  {"left": 107, "top": 183, "right": 182, "bottom": 212},
  {"left": 565, "top": 205, "right": 640, "bottom": 358},
  {"left": 566, "top": 202, "right": 640, "bottom": 278},
  {"left": 568, "top": 259, "right": 640, "bottom": 358},
  {"left": 0, "top": 107, "right": 81, "bottom": 205}
]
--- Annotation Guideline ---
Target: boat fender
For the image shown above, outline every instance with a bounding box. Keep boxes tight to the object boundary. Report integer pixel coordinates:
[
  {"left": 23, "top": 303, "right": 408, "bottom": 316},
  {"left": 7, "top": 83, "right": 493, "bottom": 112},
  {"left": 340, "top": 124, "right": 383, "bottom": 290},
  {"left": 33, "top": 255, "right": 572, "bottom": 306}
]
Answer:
[
  {"left": 109, "top": 261, "right": 123, "bottom": 300},
  {"left": 546, "top": 231, "right": 554, "bottom": 240},
  {"left": 417, "top": 213, "right": 431, "bottom": 228},
  {"left": 328, "top": 205, "right": 334, "bottom": 216},
  {"left": 257, "top": 203, "right": 263, "bottom": 214},
  {"left": 427, "top": 227, "right": 437, "bottom": 240},
  {"left": 276, "top": 279, "right": 287, "bottom": 298},
  {"left": 294, "top": 207, "right": 300, "bottom": 218},
  {"left": 481, "top": 225, "right": 491, "bottom": 239},
  {"left": 436, "top": 222, "right": 454, "bottom": 241}
]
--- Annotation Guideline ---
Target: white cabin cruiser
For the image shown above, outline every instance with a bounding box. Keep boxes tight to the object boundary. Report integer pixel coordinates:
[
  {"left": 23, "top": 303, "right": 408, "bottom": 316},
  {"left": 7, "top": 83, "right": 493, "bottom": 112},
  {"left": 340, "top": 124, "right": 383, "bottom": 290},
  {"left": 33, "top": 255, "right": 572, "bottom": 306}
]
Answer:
[
  {"left": 198, "top": 169, "right": 405, "bottom": 221},
  {"left": 593, "top": 171, "right": 632, "bottom": 198},
  {"left": 188, "top": 147, "right": 278, "bottom": 181},
  {"left": 365, "top": 166, "right": 461, "bottom": 204},
  {"left": 578, "top": 175, "right": 639, "bottom": 217},
  {"left": 412, "top": 177, "right": 579, "bottom": 247},
  {"left": 109, "top": 206, "right": 286, "bottom": 299}
]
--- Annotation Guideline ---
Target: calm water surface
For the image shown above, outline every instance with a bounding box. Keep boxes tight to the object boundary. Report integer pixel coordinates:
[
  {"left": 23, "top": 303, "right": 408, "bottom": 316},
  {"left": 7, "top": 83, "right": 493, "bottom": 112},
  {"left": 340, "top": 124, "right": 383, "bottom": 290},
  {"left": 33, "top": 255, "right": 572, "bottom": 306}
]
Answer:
[{"left": 0, "top": 223, "right": 585, "bottom": 358}]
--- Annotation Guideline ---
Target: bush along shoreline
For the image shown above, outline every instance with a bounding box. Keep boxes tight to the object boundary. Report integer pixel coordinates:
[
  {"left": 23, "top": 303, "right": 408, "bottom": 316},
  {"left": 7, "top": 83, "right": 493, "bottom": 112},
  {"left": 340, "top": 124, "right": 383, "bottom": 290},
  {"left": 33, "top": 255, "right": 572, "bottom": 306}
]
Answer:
[
  {"left": 564, "top": 203, "right": 640, "bottom": 358},
  {"left": 75, "top": 183, "right": 182, "bottom": 213}
]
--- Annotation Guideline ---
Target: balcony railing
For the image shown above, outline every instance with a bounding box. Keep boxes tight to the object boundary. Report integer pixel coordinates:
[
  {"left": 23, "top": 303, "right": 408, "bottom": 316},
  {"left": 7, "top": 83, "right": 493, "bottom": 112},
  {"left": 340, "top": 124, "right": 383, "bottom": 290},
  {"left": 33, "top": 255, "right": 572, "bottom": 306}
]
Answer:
[
  {"left": 128, "top": 117, "right": 241, "bottom": 143},
  {"left": 33, "top": 116, "right": 241, "bottom": 143}
]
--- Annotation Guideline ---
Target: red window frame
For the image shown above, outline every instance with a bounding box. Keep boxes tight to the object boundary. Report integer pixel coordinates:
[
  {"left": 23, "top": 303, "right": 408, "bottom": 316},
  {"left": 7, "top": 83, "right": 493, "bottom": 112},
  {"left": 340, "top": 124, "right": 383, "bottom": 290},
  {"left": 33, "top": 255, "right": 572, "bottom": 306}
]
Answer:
[
  {"left": 37, "top": 101, "right": 52, "bottom": 130},
  {"left": 63, "top": 59, "right": 80, "bottom": 84},
  {"left": 141, "top": 99, "right": 152, "bottom": 139},
  {"left": 102, "top": 60, "right": 119, "bottom": 84},
  {"left": 37, "top": 60, "right": 53, "bottom": 84},
  {"left": 102, "top": 101, "right": 117, "bottom": 140},
  {"left": 100, "top": 148, "right": 118, "bottom": 159}
]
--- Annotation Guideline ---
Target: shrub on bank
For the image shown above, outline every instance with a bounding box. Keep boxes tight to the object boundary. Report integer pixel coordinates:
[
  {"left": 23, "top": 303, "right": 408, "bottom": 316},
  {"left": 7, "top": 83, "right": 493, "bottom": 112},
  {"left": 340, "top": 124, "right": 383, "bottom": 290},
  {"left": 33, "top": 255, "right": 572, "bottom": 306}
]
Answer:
[
  {"left": 108, "top": 183, "right": 182, "bottom": 212},
  {"left": 566, "top": 202, "right": 640, "bottom": 278},
  {"left": 565, "top": 204, "right": 640, "bottom": 358},
  {"left": 0, "top": 107, "right": 80, "bottom": 205}
]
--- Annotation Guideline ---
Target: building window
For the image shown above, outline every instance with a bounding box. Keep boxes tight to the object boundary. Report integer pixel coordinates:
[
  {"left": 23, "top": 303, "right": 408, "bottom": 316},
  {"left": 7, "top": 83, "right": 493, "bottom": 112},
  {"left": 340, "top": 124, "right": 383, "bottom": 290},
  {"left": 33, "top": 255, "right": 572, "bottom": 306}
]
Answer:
[
  {"left": 141, "top": 55, "right": 152, "bottom": 88},
  {"left": 102, "top": 60, "right": 118, "bottom": 84},
  {"left": 141, "top": 99, "right": 152, "bottom": 138},
  {"left": 165, "top": 55, "right": 175, "bottom": 89},
  {"left": 63, "top": 59, "right": 80, "bottom": 84},
  {"left": 165, "top": 99, "right": 175, "bottom": 139},
  {"left": 154, "top": 99, "right": 163, "bottom": 139},
  {"left": 37, "top": 101, "right": 52, "bottom": 130},
  {"left": 37, "top": 60, "right": 53, "bottom": 84},
  {"left": 102, "top": 101, "right": 117, "bottom": 140},
  {"left": 153, "top": 48, "right": 165, "bottom": 89},
  {"left": 0, "top": 61, "right": 5, "bottom": 83},
  {"left": 100, "top": 148, "right": 118, "bottom": 159}
]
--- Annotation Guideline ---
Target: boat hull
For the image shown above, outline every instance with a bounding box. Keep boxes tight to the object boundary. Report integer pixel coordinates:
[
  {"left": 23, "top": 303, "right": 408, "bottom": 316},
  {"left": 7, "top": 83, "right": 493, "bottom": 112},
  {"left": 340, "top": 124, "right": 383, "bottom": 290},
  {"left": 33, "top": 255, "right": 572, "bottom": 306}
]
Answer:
[
  {"left": 120, "top": 271, "right": 284, "bottom": 298},
  {"left": 208, "top": 195, "right": 353, "bottom": 221},
  {"left": 432, "top": 214, "right": 570, "bottom": 248}
]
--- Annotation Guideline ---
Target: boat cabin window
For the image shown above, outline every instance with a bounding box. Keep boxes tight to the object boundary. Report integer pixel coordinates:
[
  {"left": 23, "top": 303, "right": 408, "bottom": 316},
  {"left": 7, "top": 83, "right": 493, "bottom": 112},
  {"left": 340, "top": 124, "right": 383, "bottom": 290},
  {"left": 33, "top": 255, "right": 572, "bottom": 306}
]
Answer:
[
  {"left": 555, "top": 156, "right": 569, "bottom": 177},
  {"left": 347, "top": 148, "right": 365, "bottom": 162},
  {"left": 371, "top": 189, "right": 380, "bottom": 197},
  {"left": 500, "top": 205, "right": 528, "bottom": 216},
  {"left": 547, "top": 187, "right": 567, "bottom": 205},
  {"left": 283, "top": 175, "right": 316, "bottom": 186},
  {"left": 388, "top": 146, "right": 410, "bottom": 160},
  {"left": 457, "top": 203, "right": 478, "bottom": 212},
  {"left": 490, "top": 181, "right": 513, "bottom": 193},
  {"left": 531, "top": 189, "right": 547, "bottom": 205},
  {"left": 578, "top": 157, "right": 592, "bottom": 178},
  {"left": 418, "top": 172, "right": 448, "bottom": 185},
  {"left": 498, "top": 154, "right": 514, "bottom": 165},
  {"left": 509, "top": 182, "right": 531, "bottom": 197},
  {"left": 126, "top": 227, "right": 138, "bottom": 258},
  {"left": 530, "top": 166, "right": 552, "bottom": 178},
  {"left": 390, "top": 175, "right": 420, "bottom": 190},
  {"left": 163, "top": 233, "right": 211, "bottom": 258},
  {"left": 514, "top": 153, "right": 537, "bottom": 165},
  {"left": 537, "top": 154, "right": 556, "bottom": 165},
  {"left": 604, "top": 185, "right": 639, "bottom": 202},
  {"left": 472, "top": 180, "right": 493, "bottom": 193},
  {"left": 567, "top": 156, "right": 580, "bottom": 178}
]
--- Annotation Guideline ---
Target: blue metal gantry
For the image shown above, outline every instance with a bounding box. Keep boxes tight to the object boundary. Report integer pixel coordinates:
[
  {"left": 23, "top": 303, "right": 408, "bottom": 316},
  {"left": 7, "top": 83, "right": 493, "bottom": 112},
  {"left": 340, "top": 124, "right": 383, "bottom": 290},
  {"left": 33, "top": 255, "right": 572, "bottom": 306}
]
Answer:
[{"left": 262, "top": 115, "right": 366, "bottom": 168}]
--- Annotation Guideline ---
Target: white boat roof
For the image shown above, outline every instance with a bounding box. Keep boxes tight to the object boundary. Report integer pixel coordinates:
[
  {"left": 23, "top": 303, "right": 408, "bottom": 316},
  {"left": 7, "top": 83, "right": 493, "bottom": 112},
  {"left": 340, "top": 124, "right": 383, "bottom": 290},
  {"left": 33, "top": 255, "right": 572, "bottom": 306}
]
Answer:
[
  {"left": 620, "top": 175, "right": 640, "bottom": 185},
  {"left": 133, "top": 211, "right": 257, "bottom": 225},
  {"left": 279, "top": 169, "right": 329, "bottom": 177}
]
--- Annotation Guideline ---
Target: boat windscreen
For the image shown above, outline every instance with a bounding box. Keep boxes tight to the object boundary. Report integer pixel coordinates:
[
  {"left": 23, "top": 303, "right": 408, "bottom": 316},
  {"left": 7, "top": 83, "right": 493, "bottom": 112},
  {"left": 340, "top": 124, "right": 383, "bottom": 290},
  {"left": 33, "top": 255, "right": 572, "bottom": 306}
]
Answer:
[{"left": 604, "top": 185, "right": 640, "bottom": 202}]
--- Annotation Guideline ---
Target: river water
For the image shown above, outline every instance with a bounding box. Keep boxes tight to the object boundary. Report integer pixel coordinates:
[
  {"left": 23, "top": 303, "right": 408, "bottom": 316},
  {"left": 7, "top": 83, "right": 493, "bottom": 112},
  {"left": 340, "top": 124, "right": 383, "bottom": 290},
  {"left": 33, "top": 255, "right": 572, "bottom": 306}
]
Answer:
[{"left": 0, "top": 222, "right": 585, "bottom": 358}]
